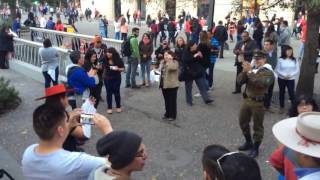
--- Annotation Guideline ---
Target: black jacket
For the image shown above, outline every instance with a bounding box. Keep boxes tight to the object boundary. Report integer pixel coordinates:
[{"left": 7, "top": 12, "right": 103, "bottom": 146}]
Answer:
[
  {"left": 174, "top": 45, "right": 185, "bottom": 64},
  {"left": 0, "top": 32, "right": 14, "bottom": 52},
  {"left": 182, "top": 50, "right": 205, "bottom": 80},
  {"left": 214, "top": 25, "right": 228, "bottom": 42},
  {"left": 197, "top": 43, "right": 211, "bottom": 68},
  {"left": 233, "top": 38, "right": 257, "bottom": 65}
]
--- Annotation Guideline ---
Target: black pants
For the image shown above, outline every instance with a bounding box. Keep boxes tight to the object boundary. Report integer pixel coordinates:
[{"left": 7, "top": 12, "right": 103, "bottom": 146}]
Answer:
[
  {"left": 219, "top": 41, "right": 225, "bottom": 58},
  {"left": 121, "top": 33, "right": 127, "bottom": 40},
  {"left": 0, "top": 51, "right": 9, "bottom": 69},
  {"left": 104, "top": 78, "right": 121, "bottom": 109},
  {"left": 42, "top": 67, "right": 59, "bottom": 88},
  {"left": 162, "top": 87, "right": 178, "bottom": 119},
  {"left": 151, "top": 32, "right": 158, "bottom": 47},
  {"left": 264, "top": 81, "right": 274, "bottom": 108},
  {"left": 278, "top": 78, "right": 295, "bottom": 108},
  {"left": 235, "top": 63, "right": 243, "bottom": 92},
  {"left": 168, "top": 31, "right": 176, "bottom": 46},
  {"left": 90, "top": 82, "right": 103, "bottom": 108}
]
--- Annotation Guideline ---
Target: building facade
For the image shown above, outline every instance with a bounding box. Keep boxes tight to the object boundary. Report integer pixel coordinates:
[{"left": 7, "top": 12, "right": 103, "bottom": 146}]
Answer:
[{"left": 80, "top": 0, "right": 293, "bottom": 25}]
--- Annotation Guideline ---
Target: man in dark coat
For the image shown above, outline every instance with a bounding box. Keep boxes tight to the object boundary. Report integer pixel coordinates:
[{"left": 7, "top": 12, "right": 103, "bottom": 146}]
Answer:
[
  {"left": 233, "top": 31, "right": 257, "bottom": 94},
  {"left": 214, "top": 21, "right": 228, "bottom": 58},
  {"left": 263, "top": 39, "right": 277, "bottom": 110}
]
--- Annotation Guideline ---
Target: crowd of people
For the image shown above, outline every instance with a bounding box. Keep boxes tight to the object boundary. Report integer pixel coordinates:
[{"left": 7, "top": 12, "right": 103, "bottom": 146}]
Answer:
[{"left": 2, "top": 4, "right": 320, "bottom": 179}]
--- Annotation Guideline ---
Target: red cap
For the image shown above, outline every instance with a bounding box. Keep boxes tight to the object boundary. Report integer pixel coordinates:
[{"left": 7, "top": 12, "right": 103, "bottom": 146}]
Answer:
[{"left": 35, "top": 84, "right": 73, "bottom": 100}]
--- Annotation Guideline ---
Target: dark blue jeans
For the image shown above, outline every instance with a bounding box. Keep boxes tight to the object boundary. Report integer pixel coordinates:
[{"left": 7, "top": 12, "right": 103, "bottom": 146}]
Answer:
[
  {"left": 206, "top": 63, "right": 215, "bottom": 88},
  {"left": 42, "top": 67, "right": 59, "bottom": 88},
  {"left": 278, "top": 78, "right": 295, "bottom": 108},
  {"left": 191, "top": 32, "right": 199, "bottom": 44},
  {"left": 185, "top": 77, "right": 210, "bottom": 104},
  {"left": 104, "top": 78, "right": 121, "bottom": 109}
]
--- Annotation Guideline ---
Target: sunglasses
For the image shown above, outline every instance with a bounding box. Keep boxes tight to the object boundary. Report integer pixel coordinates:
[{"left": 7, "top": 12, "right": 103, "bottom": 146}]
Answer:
[
  {"left": 254, "top": 56, "right": 265, "bottom": 60},
  {"left": 216, "top": 152, "right": 239, "bottom": 177}
]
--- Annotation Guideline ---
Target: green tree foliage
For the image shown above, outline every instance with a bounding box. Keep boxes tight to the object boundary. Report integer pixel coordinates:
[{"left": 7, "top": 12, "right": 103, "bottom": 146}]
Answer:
[{"left": 0, "top": 77, "right": 21, "bottom": 115}]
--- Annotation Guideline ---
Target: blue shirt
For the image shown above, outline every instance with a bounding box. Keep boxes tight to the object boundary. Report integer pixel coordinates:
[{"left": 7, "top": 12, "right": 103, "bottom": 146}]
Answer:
[
  {"left": 67, "top": 65, "right": 96, "bottom": 95},
  {"left": 22, "top": 144, "right": 105, "bottom": 180},
  {"left": 210, "top": 37, "right": 220, "bottom": 64}
]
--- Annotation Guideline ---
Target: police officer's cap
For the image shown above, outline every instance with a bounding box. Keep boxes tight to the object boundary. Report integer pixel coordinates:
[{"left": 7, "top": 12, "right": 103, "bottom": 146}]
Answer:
[{"left": 253, "top": 50, "right": 267, "bottom": 59}]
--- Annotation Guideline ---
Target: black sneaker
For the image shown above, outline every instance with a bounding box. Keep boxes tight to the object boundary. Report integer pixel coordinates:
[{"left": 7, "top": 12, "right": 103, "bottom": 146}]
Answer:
[
  {"left": 131, "top": 85, "right": 141, "bottom": 89},
  {"left": 205, "top": 99, "right": 214, "bottom": 104},
  {"left": 125, "top": 84, "right": 131, "bottom": 88}
]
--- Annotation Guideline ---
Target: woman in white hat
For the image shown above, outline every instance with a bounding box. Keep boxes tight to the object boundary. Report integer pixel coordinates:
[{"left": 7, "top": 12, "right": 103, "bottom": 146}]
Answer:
[
  {"left": 271, "top": 112, "right": 320, "bottom": 180},
  {"left": 269, "top": 95, "right": 319, "bottom": 180}
]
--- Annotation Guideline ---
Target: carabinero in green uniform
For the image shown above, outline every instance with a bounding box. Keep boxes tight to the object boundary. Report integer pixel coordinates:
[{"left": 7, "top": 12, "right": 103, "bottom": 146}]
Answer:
[{"left": 237, "top": 50, "right": 275, "bottom": 158}]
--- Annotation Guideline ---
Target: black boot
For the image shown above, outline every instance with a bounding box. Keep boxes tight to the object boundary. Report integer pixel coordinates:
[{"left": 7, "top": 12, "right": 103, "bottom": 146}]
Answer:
[
  {"left": 238, "top": 134, "right": 253, "bottom": 151},
  {"left": 248, "top": 142, "right": 261, "bottom": 158}
]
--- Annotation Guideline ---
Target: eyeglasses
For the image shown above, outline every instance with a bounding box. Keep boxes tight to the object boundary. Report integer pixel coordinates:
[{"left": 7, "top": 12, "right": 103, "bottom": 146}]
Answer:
[
  {"left": 135, "top": 149, "right": 147, "bottom": 158},
  {"left": 216, "top": 152, "right": 239, "bottom": 177}
]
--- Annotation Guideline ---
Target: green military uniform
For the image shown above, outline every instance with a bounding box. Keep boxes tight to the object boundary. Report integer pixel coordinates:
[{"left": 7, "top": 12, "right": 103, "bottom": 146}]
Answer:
[{"left": 237, "top": 65, "right": 274, "bottom": 143}]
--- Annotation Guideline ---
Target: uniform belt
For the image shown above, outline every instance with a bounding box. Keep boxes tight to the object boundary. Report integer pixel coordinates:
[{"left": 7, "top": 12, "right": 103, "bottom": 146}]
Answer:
[{"left": 243, "top": 93, "right": 264, "bottom": 102}]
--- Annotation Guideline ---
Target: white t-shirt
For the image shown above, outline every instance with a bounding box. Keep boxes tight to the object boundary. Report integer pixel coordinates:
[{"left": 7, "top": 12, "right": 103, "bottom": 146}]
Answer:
[
  {"left": 114, "top": 21, "right": 120, "bottom": 32},
  {"left": 40, "top": 17, "right": 47, "bottom": 28},
  {"left": 300, "top": 171, "right": 320, "bottom": 180},
  {"left": 22, "top": 144, "right": 106, "bottom": 180}
]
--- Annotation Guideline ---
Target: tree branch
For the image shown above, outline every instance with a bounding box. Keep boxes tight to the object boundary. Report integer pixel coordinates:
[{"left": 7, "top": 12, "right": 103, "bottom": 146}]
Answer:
[{"left": 260, "top": 0, "right": 283, "bottom": 10}]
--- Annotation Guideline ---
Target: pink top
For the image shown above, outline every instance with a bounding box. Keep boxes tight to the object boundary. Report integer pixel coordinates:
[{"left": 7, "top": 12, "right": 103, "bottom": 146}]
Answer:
[{"left": 120, "top": 24, "right": 128, "bottom": 33}]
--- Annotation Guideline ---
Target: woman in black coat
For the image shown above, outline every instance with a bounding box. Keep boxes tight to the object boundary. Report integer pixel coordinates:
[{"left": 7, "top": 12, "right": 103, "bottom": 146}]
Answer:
[
  {"left": 182, "top": 41, "right": 213, "bottom": 106},
  {"left": 0, "top": 26, "right": 14, "bottom": 69}
]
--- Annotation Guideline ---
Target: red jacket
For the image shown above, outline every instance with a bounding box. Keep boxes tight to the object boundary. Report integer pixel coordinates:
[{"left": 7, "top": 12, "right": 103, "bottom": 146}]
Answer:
[
  {"left": 269, "top": 145, "right": 298, "bottom": 180},
  {"left": 185, "top": 21, "right": 191, "bottom": 33}
]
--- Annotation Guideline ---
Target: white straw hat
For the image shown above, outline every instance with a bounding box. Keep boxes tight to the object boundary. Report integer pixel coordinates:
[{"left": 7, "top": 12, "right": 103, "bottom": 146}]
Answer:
[{"left": 272, "top": 112, "right": 320, "bottom": 158}]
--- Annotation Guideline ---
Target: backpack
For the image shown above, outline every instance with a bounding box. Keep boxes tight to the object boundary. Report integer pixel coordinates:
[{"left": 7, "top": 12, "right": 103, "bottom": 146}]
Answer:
[{"left": 121, "top": 36, "right": 133, "bottom": 57}]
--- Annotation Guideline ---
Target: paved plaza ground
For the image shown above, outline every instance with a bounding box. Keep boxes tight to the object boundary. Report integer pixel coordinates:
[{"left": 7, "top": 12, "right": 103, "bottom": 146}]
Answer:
[{"left": 1, "top": 16, "right": 320, "bottom": 179}]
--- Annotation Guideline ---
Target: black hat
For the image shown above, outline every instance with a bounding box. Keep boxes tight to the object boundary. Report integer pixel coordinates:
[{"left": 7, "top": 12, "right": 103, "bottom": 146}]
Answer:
[
  {"left": 253, "top": 50, "right": 267, "bottom": 59},
  {"left": 96, "top": 131, "right": 142, "bottom": 169}
]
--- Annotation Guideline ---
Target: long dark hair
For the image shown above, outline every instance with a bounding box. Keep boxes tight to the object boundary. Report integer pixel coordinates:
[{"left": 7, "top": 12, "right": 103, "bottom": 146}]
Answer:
[
  {"left": 280, "top": 45, "right": 296, "bottom": 60},
  {"left": 105, "top": 47, "right": 122, "bottom": 65},
  {"left": 186, "top": 40, "right": 197, "bottom": 52},
  {"left": 288, "top": 95, "right": 319, "bottom": 117}
]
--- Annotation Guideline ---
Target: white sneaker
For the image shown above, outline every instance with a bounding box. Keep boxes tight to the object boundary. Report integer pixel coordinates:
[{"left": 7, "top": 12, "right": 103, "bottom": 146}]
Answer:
[{"left": 194, "top": 93, "right": 201, "bottom": 97}]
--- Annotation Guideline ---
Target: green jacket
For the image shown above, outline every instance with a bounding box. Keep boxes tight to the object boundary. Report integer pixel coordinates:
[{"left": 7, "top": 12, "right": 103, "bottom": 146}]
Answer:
[
  {"left": 237, "top": 67, "right": 274, "bottom": 98},
  {"left": 129, "top": 34, "right": 140, "bottom": 59}
]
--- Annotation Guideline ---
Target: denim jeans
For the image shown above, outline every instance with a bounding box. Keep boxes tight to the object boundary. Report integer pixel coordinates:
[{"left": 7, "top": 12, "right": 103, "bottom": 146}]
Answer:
[
  {"left": 115, "top": 31, "right": 120, "bottom": 40},
  {"left": 278, "top": 78, "right": 295, "bottom": 108},
  {"left": 104, "top": 78, "right": 121, "bottom": 109},
  {"left": 185, "top": 77, "right": 210, "bottom": 104},
  {"left": 191, "top": 32, "right": 199, "bottom": 44},
  {"left": 140, "top": 60, "right": 151, "bottom": 84},
  {"left": 126, "top": 57, "right": 139, "bottom": 86},
  {"left": 99, "top": 29, "right": 106, "bottom": 38},
  {"left": 42, "top": 67, "right": 59, "bottom": 88},
  {"left": 206, "top": 63, "right": 215, "bottom": 88}
]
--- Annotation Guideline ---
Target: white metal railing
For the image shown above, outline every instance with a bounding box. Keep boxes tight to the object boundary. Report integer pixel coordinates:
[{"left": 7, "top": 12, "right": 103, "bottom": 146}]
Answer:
[
  {"left": 13, "top": 37, "right": 71, "bottom": 77},
  {"left": 28, "top": 27, "right": 123, "bottom": 53}
]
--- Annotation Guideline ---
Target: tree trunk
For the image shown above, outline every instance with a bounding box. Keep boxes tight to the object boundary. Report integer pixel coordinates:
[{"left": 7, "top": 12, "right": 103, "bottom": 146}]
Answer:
[{"left": 296, "top": 11, "right": 320, "bottom": 97}]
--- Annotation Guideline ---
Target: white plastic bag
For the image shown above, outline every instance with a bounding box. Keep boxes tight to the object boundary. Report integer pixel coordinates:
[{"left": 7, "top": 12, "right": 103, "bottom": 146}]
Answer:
[
  {"left": 150, "top": 69, "right": 160, "bottom": 84},
  {"left": 80, "top": 98, "right": 96, "bottom": 138}
]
